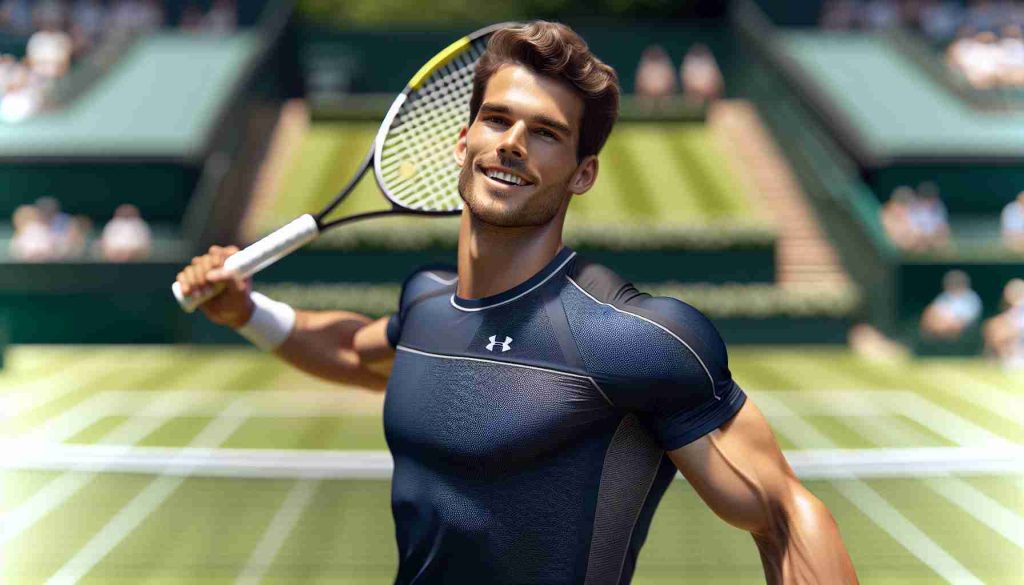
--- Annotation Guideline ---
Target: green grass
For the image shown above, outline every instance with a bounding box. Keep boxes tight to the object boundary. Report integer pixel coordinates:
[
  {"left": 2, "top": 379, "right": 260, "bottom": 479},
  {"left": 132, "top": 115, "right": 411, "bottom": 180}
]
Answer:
[
  {"left": 250, "top": 121, "right": 763, "bottom": 238},
  {"left": 1, "top": 345, "right": 1022, "bottom": 583}
]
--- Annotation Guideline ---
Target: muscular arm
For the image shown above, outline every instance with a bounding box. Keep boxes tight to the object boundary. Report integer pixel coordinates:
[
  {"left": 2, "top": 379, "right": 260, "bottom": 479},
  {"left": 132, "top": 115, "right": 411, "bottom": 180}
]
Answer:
[
  {"left": 274, "top": 311, "right": 395, "bottom": 391},
  {"left": 176, "top": 245, "right": 395, "bottom": 392},
  {"left": 668, "top": 400, "right": 858, "bottom": 584}
]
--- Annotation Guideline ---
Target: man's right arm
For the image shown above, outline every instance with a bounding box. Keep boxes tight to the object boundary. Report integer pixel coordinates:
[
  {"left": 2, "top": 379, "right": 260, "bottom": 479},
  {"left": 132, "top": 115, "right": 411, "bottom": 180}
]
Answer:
[
  {"left": 175, "top": 245, "right": 395, "bottom": 392},
  {"left": 274, "top": 310, "right": 393, "bottom": 391}
]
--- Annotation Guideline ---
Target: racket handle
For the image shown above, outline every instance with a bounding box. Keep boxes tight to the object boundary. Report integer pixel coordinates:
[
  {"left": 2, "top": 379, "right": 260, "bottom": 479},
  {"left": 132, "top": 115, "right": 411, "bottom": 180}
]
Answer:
[{"left": 171, "top": 214, "right": 320, "bottom": 313}]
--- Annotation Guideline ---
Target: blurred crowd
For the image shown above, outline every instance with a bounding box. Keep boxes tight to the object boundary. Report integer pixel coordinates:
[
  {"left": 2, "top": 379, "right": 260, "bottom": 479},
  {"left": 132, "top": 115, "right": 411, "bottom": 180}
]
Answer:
[
  {"left": 880, "top": 182, "right": 950, "bottom": 252},
  {"left": 820, "top": 1, "right": 1024, "bottom": 90},
  {"left": 946, "top": 26, "right": 1024, "bottom": 89},
  {"left": 820, "top": 0, "right": 1023, "bottom": 38},
  {"left": 1001, "top": 190, "right": 1024, "bottom": 250},
  {"left": 920, "top": 271, "right": 1024, "bottom": 368},
  {"left": 634, "top": 44, "right": 723, "bottom": 105},
  {"left": 883, "top": 183, "right": 1024, "bottom": 252},
  {"left": 10, "top": 197, "right": 151, "bottom": 261},
  {"left": 0, "top": 0, "right": 237, "bottom": 121}
]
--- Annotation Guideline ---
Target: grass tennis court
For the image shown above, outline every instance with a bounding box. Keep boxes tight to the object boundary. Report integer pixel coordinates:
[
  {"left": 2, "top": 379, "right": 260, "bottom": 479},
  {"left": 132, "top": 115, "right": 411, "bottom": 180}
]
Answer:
[
  {"left": 250, "top": 121, "right": 760, "bottom": 238},
  {"left": 2, "top": 346, "right": 1021, "bottom": 583}
]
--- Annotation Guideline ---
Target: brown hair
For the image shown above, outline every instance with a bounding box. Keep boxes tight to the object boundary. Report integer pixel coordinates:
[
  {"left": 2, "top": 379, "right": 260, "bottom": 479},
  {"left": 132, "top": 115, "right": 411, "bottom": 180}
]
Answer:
[{"left": 469, "top": 21, "right": 620, "bottom": 161}]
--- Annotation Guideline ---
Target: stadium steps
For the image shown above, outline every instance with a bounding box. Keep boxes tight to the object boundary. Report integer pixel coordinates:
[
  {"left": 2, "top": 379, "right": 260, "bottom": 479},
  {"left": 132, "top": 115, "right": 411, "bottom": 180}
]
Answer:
[{"left": 708, "top": 100, "right": 850, "bottom": 292}]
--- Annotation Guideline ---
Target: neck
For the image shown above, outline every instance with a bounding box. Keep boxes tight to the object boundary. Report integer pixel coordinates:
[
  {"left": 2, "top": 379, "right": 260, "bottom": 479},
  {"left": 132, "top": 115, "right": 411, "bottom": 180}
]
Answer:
[{"left": 456, "top": 207, "right": 568, "bottom": 300}]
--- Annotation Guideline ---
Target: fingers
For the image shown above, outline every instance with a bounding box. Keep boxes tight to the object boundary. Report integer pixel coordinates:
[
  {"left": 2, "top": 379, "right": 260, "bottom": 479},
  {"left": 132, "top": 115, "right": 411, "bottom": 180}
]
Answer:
[{"left": 176, "top": 245, "right": 240, "bottom": 296}]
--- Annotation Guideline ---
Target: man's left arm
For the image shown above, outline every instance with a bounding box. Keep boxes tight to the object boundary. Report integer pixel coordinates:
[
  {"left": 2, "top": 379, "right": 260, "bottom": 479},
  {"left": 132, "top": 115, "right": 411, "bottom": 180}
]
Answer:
[{"left": 668, "top": 398, "right": 859, "bottom": 585}]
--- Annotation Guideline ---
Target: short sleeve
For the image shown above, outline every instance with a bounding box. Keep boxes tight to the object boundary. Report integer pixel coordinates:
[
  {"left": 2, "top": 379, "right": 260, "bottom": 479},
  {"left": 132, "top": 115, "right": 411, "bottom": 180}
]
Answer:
[
  {"left": 386, "top": 265, "right": 457, "bottom": 348},
  {"left": 561, "top": 259, "right": 747, "bottom": 450},
  {"left": 621, "top": 296, "right": 746, "bottom": 450}
]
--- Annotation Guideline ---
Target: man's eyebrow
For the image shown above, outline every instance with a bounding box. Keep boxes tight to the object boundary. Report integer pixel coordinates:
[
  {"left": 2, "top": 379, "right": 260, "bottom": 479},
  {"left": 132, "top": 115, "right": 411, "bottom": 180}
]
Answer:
[
  {"left": 479, "top": 103, "right": 572, "bottom": 136},
  {"left": 531, "top": 114, "right": 572, "bottom": 136}
]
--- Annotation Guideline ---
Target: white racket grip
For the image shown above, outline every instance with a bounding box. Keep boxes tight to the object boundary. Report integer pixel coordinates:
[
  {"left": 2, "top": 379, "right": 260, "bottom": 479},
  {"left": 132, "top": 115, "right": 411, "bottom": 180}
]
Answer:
[{"left": 171, "top": 214, "right": 320, "bottom": 313}]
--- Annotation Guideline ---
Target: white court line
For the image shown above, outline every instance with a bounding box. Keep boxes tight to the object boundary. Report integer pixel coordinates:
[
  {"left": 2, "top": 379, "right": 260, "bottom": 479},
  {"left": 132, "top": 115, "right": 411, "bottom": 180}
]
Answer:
[
  {"left": 91, "top": 388, "right": 887, "bottom": 420},
  {"left": 925, "top": 478, "right": 1024, "bottom": 550},
  {"left": 4, "top": 444, "right": 1021, "bottom": 480},
  {"left": 45, "top": 399, "right": 251, "bottom": 584},
  {"left": 235, "top": 479, "right": 320, "bottom": 585},
  {"left": 830, "top": 480, "right": 984, "bottom": 585},
  {"left": 751, "top": 390, "right": 893, "bottom": 417},
  {"left": 0, "top": 391, "right": 195, "bottom": 547},
  {"left": 94, "top": 389, "right": 381, "bottom": 418},
  {"left": 755, "top": 394, "right": 985, "bottom": 585},
  {"left": 919, "top": 366, "right": 1024, "bottom": 423},
  {"left": 881, "top": 392, "right": 1012, "bottom": 448},
  {"left": 14, "top": 392, "right": 111, "bottom": 444},
  {"left": 842, "top": 410, "right": 1024, "bottom": 551},
  {"left": 0, "top": 359, "right": 122, "bottom": 418}
]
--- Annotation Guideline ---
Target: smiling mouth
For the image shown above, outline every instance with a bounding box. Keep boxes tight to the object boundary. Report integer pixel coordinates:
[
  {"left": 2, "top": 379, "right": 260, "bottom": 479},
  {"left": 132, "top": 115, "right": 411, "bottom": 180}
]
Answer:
[{"left": 479, "top": 164, "right": 533, "bottom": 187}]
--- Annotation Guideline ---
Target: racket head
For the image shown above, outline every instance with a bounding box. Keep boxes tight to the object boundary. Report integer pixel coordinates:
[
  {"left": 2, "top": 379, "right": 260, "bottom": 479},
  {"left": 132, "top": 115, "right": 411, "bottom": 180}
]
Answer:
[{"left": 373, "top": 23, "right": 513, "bottom": 214}]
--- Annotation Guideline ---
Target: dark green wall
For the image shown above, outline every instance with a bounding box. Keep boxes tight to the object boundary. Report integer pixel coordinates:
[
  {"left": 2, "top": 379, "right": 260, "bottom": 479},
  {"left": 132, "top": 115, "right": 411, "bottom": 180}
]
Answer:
[
  {"left": 870, "top": 164, "right": 1024, "bottom": 215},
  {"left": 0, "top": 163, "right": 198, "bottom": 224},
  {"left": 298, "top": 24, "right": 738, "bottom": 96},
  {"left": 258, "top": 247, "right": 775, "bottom": 285}
]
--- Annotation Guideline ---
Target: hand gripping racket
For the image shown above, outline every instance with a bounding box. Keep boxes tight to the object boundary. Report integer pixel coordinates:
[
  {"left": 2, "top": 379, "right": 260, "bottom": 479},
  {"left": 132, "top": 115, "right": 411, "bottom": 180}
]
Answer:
[{"left": 172, "top": 23, "right": 507, "bottom": 312}]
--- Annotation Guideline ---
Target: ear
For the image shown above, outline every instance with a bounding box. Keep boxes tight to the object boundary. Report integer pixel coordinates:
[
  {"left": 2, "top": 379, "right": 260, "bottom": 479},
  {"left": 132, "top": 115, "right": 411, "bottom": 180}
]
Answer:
[
  {"left": 453, "top": 126, "right": 468, "bottom": 167},
  {"left": 569, "top": 155, "right": 599, "bottom": 195}
]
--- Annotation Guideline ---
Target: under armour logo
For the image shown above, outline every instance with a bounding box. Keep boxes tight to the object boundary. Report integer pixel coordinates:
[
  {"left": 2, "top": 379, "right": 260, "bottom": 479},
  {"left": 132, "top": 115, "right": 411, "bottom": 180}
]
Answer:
[{"left": 486, "top": 335, "right": 513, "bottom": 352}]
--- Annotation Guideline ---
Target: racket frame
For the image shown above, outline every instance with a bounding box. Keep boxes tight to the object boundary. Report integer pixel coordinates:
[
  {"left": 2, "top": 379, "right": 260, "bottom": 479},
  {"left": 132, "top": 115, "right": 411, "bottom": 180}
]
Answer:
[{"left": 174, "top": 22, "right": 513, "bottom": 312}]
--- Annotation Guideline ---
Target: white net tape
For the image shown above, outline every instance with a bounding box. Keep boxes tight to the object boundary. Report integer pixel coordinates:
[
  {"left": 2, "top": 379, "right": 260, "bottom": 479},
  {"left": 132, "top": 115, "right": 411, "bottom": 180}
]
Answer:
[{"left": 378, "top": 36, "right": 490, "bottom": 211}]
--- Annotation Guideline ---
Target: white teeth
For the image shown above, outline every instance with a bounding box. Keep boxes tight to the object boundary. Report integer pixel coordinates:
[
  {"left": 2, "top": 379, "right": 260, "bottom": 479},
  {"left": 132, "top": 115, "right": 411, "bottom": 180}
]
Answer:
[{"left": 486, "top": 169, "right": 525, "bottom": 186}]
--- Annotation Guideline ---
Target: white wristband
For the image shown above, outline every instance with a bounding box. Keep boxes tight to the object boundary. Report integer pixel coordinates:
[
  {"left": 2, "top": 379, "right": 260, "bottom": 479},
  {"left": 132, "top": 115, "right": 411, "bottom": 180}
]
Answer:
[{"left": 236, "top": 292, "right": 295, "bottom": 351}]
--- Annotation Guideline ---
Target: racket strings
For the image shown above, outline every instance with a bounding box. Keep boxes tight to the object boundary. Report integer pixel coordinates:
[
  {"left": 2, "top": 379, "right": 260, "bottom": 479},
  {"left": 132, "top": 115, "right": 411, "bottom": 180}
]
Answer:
[
  {"left": 378, "top": 37, "right": 489, "bottom": 211},
  {"left": 382, "top": 58, "right": 476, "bottom": 207}
]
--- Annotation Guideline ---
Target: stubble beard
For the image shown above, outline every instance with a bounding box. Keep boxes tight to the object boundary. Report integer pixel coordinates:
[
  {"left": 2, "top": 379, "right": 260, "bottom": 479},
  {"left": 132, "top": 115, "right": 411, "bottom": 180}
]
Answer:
[{"left": 457, "top": 160, "right": 570, "bottom": 228}]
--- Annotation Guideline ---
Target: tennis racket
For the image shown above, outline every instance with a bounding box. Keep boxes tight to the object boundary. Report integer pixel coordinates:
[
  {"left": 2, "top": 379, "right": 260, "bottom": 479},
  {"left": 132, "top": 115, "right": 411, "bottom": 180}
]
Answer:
[{"left": 172, "top": 23, "right": 508, "bottom": 313}]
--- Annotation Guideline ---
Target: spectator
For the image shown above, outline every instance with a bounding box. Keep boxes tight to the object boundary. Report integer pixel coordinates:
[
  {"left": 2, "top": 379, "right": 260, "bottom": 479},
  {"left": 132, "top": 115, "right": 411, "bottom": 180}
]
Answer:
[
  {"left": 681, "top": 44, "right": 723, "bottom": 105},
  {"left": 179, "top": 2, "right": 204, "bottom": 30},
  {"left": 820, "top": 0, "right": 859, "bottom": 30},
  {"left": 0, "top": 0, "right": 33, "bottom": 34},
  {"left": 10, "top": 204, "right": 54, "bottom": 260},
  {"left": 32, "top": 0, "right": 65, "bottom": 30},
  {"left": 908, "top": 182, "right": 950, "bottom": 250},
  {"left": 634, "top": 45, "right": 676, "bottom": 105},
  {"left": 862, "top": 0, "right": 901, "bottom": 29},
  {"left": 983, "top": 278, "right": 1024, "bottom": 367},
  {"left": 35, "top": 195, "right": 70, "bottom": 232},
  {"left": 35, "top": 195, "right": 77, "bottom": 253},
  {"left": 920, "top": 1, "right": 963, "bottom": 41},
  {"left": 100, "top": 203, "right": 151, "bottom": 261},
  {"left": 0, "top": 53, "right": 18, "bottom": 88},
  {"left": 999, "top": 25, "right": 1024, "bottom": 86},
  {"left": 0, "top": 61, "right": 44, "bottom": 122},
  {"left": 110, "top": 0, "right": 163, "bottom": 33},
  {"left": 70, "top": 0, "right": 107, "bottom": 53},
  {"left": 26, "top": 22, "right": 72, "bottom": 79},
  {"left": 920, "top": 270, "right": 983, "bottom": 340},
  {"left": 881, "top": 185, "right": 919, "bottom": 250},
  {"left": 202, "top": 0, "right": 236, "bottom": 34},
  {"left": 59, "top": 214, "right": 92, "bottom": 258},
  {"left": 1002, "top": 191, "right": 1024, "bottom": 251},
  {"left": 946, "top": 26, "right": 1024, "bottom": 89}
]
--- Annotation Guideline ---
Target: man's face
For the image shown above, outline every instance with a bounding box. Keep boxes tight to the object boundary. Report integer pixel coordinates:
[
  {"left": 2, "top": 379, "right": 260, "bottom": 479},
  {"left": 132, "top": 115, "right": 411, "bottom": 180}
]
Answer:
[{"left": 454, "top": 64, "right": 595, "bottom": 228}]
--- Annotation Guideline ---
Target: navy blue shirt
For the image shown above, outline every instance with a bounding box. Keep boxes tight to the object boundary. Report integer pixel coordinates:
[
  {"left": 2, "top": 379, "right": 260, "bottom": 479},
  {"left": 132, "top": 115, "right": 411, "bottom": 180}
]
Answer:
[{"left": 384, "top": 247, "right": 746, "bottom": 585}]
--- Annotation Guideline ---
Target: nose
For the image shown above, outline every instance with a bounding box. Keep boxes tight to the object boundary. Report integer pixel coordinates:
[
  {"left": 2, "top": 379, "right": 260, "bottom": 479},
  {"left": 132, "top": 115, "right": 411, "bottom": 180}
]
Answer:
[{"left": 497, "top": 121, "right": 527, "bottom": 160}]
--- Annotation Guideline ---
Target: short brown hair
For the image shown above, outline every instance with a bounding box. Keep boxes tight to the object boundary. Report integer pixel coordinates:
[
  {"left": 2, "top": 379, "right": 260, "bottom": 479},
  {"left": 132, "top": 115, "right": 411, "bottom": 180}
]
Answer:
[{"left": 469, "top": 21, "right": 620, "bottom": 160}]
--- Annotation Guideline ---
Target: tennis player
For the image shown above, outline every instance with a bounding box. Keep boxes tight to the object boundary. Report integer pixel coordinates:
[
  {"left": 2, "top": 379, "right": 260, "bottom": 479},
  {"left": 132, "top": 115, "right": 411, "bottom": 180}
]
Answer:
[{"left": 177, "top": 21, "right": 858, "bottom": 585}]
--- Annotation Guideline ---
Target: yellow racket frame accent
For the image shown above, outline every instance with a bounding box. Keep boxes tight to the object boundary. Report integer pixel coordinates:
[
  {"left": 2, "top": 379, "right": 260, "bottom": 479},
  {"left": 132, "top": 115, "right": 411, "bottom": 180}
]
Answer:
[{"left": 408, "top": 36, "right": 472, "bottom": 90}]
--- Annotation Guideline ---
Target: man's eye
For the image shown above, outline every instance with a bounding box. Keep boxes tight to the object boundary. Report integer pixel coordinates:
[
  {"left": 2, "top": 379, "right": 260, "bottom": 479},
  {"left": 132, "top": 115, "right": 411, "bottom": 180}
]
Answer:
[
  {"left": 485, "top": 116, "right": 509, "bottom": 126},
  {"left": 535, "top": 128, "right": 557, "bottom": 139}
]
